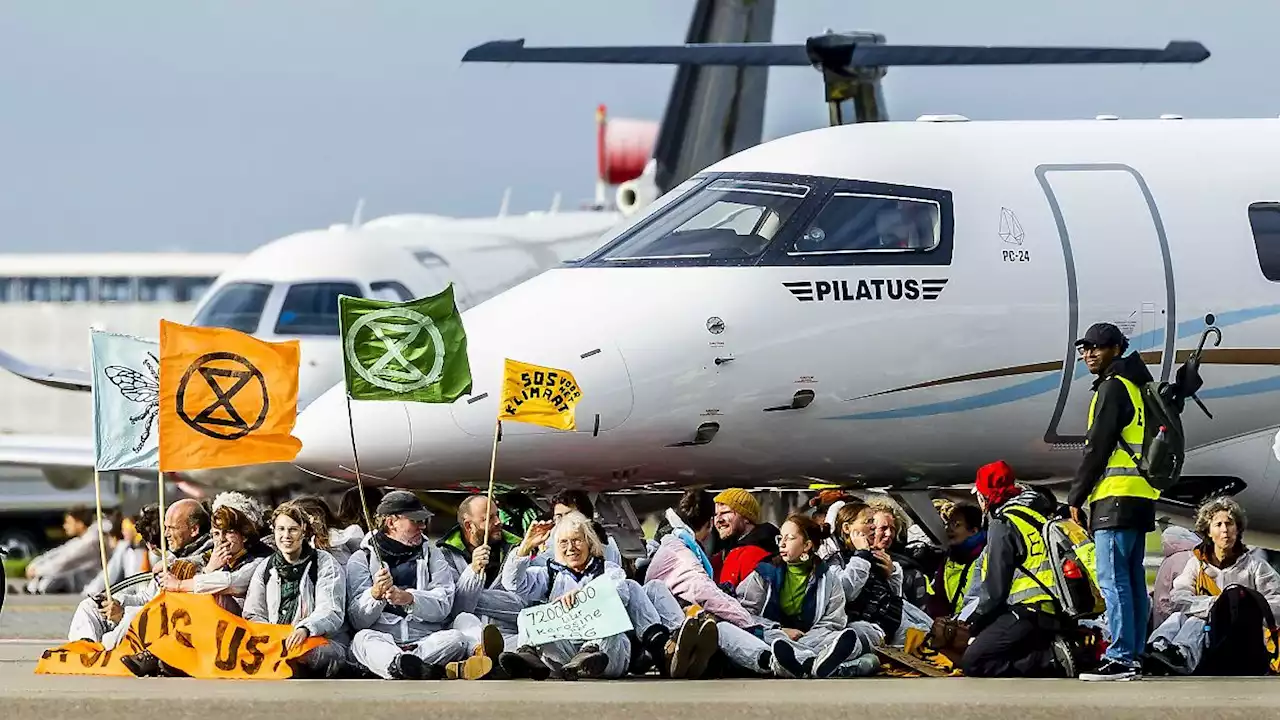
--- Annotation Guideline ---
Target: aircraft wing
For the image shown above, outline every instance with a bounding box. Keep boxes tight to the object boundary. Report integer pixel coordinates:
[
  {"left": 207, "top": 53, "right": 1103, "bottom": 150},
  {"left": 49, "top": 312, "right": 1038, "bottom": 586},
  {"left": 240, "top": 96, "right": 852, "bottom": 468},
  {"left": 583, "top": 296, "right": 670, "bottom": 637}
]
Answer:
[
  {"left": 0, "top": 348, "right": 91, "bottom": 392},
  {"left": 0, "top": 434, "right": 95, "bottom": 469}
]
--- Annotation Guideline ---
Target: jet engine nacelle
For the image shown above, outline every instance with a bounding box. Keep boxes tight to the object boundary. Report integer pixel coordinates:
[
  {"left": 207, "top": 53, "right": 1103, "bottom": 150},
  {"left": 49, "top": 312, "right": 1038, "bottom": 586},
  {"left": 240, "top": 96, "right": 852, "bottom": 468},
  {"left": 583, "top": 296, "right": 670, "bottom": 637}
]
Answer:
[
  {"left": 615, "top": 158, "right": 659, "bottom": 216},
  {"left": 42, "top": 466, "right": 93, "bottom": 491}
]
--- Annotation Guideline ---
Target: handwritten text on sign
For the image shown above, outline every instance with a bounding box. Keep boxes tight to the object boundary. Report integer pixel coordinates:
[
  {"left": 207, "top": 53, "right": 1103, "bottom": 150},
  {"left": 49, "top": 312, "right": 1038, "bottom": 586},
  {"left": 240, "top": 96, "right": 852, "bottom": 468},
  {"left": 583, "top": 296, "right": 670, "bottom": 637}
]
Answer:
[{"left": 516, "top": 575, "right": 634, "bottom": 647}]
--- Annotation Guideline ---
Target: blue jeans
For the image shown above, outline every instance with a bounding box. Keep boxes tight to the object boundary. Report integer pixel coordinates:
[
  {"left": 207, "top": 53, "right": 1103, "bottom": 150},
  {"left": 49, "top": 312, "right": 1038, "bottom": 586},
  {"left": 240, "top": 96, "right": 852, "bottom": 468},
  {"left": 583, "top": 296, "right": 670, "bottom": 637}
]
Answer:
[{"left": 1094, "top": 528, "right": 1148, "bottom": 665}]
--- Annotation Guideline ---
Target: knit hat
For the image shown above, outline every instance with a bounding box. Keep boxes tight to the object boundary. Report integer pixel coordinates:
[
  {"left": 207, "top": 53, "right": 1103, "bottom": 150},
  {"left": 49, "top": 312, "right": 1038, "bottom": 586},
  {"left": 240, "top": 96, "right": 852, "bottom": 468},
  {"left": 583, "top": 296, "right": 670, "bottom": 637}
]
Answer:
[
  {"left": 713, "top": 488, "right": 760, "bottom": 524},
  {"left": 972, "top": 460, "right": 1020, "bottom": 507}
]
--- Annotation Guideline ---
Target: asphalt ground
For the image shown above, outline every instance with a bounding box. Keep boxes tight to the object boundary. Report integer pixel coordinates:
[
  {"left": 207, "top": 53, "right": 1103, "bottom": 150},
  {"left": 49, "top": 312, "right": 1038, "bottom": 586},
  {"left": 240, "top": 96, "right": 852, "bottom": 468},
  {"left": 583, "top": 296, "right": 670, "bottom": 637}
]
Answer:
[{"left": 4, "top": 594, "right": 1280, "bottom": 720}]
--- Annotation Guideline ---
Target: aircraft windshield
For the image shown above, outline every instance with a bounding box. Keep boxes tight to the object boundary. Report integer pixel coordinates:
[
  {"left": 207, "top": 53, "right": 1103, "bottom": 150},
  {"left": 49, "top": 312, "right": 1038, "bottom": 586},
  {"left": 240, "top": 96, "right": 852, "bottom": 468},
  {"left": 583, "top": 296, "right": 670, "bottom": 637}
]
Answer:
[
  {"left": 592, "top": 178, "right": 809, "bottom": 262},
  {"left": 191, "top": 282, "right": 272, "bottom": 333},
  {"left": 274, "top": 281, "right": 363, "bottom": 336}
]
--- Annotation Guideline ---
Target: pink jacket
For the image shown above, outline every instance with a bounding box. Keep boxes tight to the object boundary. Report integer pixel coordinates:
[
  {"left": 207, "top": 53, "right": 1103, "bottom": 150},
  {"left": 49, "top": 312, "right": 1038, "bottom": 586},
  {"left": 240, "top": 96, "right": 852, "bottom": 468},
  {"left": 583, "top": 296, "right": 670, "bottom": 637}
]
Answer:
[{"left": 644, "top": 509, "right": 756, "bottom": 629}]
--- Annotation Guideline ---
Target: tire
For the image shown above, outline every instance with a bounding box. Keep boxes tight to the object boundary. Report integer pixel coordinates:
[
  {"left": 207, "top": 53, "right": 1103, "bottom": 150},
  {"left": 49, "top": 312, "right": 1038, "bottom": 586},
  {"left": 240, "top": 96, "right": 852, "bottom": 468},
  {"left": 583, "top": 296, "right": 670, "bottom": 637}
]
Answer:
[{"left": 0, "top": 528, "right": 42, "bottom": 561}]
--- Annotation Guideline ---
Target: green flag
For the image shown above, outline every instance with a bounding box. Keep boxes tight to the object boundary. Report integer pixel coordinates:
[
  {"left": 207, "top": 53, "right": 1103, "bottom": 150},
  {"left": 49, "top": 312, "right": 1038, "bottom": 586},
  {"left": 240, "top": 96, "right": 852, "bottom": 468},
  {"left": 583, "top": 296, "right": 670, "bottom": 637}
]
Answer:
[{"left": 339, "top": 284, "right": 472, "bottom": 403}]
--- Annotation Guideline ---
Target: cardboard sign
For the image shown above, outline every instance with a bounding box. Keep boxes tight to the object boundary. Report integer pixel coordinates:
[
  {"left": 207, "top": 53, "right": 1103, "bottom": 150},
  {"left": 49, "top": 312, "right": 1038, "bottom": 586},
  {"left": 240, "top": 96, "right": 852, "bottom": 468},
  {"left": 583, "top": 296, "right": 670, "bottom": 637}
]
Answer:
[
  {"left": 516, "top": 575, "right": 633, "bottom": 647},
  {"left": 36, "top": 591, "right": 325, "bottom": 680}
]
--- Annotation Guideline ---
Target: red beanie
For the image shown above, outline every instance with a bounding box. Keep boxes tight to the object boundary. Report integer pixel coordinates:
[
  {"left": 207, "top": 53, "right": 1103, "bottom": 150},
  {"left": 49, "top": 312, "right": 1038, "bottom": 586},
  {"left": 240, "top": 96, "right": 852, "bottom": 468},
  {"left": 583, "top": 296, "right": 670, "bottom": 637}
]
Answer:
[{"left": 974, "top": 460, "right": 1020, "bottom": 506}]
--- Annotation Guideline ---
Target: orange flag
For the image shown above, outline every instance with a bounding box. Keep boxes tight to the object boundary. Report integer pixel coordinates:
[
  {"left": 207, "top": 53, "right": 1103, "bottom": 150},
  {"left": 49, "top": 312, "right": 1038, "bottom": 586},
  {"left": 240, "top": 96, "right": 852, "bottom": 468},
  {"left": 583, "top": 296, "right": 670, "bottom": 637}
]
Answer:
[{"left": 158, "top": 320, "right": 302, "bottom": 471}]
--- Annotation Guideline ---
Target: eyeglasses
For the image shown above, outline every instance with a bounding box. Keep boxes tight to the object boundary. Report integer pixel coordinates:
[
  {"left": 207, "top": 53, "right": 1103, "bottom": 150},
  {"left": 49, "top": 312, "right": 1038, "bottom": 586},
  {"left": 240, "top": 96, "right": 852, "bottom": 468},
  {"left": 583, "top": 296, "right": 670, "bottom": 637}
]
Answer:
[{"left": 1076, "top": 344, "right": 1106, "bottom": 356}]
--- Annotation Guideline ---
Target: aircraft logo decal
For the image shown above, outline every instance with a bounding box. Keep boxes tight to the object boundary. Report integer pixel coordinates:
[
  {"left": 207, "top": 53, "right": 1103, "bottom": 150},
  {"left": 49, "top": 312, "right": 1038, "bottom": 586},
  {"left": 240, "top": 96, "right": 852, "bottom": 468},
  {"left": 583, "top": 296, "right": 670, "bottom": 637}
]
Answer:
[
  {"left": 344, "top": 307, "right": 446, "bottom": 394},
  {"left": 104, "top": 352, "right": 161, "bottom": 453},
  {"left": 784, "top": 278, "right": 948, "bottom": 303},
  {"left": 176, "top": 352, "right": 269, "bottom": 440},
  {"left": 999, "top": 207, "right": 1025, "bottom": 245}
]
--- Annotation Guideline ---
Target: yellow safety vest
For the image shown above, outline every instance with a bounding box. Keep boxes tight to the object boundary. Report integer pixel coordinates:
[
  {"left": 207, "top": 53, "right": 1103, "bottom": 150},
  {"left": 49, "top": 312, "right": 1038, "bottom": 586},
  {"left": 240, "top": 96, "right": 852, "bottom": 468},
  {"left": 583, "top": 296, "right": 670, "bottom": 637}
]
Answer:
[
  {"left": 982, "top": 505, "right": 1056, "bottom": 610},
  {"left": 1086, "top": 375, "right": 1160, "bottom": 505},
  {"left": 943, "top": 558, "right": 976, "bottom": 615}
]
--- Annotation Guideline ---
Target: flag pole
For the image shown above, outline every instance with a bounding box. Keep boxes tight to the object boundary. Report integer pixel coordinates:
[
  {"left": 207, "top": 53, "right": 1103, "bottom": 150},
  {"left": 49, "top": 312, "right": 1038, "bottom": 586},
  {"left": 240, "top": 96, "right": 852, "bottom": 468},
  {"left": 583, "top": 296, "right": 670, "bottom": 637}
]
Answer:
[
  {"left": 158, "top": 471, "right": 169, "bottom": 575},
  {"left": 481, "top": 418, "right": 502, "bottom": 539},
  {"left": 92, "top": 467, "right": 112, "bottom": 605},
  {"left": 344, "top": 392, "right": 379, "bottom": 567}
]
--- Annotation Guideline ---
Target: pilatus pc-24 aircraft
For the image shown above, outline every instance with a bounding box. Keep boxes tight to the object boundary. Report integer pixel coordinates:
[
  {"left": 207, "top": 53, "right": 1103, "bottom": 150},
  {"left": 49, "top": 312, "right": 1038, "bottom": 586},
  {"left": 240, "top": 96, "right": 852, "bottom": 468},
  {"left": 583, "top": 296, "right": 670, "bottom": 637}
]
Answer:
[{"left": 294, "top": 6, "right": 1272, "bottom": 545}]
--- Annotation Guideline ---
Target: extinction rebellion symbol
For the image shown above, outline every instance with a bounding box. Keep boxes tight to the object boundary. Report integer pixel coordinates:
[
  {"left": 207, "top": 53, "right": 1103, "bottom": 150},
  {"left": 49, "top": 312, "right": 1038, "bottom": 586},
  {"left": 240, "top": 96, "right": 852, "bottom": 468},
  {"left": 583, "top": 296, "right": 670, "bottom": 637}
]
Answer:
[
  {"left": 176, "top": 352, "right": 269, "bottom": 440},
  {"left": 344, "top": 307, "right": 446, "bottom": 394}
]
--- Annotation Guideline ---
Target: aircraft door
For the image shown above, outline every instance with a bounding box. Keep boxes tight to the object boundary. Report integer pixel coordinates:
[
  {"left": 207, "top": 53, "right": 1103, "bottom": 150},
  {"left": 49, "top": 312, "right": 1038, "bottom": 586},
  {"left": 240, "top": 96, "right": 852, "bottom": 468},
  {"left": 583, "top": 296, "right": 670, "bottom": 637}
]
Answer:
[{"left": 1036, "top": 164, "right": 1176, "bottom": 445}]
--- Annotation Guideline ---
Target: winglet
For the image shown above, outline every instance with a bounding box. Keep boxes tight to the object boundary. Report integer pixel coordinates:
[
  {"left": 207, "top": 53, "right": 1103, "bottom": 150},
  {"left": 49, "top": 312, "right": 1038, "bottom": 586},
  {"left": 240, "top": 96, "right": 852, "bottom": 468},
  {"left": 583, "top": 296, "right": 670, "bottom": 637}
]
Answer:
[{"left": 0, "top": 347, "right": 91, "bottom": 391}]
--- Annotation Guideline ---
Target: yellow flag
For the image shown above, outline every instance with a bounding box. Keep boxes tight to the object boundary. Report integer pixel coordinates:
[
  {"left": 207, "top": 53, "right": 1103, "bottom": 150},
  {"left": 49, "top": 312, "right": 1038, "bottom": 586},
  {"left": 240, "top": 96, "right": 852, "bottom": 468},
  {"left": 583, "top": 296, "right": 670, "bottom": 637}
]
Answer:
[
  {"left": 158, "top": 320, "right": 302, "bottom": 471},
  {"left": 498, "top": 358, "right": 582, "bottom": 431}
]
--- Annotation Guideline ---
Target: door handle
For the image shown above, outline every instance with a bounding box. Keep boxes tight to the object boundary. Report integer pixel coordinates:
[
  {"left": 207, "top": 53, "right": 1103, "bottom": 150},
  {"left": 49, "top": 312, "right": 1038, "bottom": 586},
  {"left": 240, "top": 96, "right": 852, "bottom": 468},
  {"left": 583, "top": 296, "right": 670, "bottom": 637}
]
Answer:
[
  {"left": 714, "top": 356, "right": 734, "bottom": 366},
  {"left": 763, "top": 389, "right": 816, "bottom": 412}
]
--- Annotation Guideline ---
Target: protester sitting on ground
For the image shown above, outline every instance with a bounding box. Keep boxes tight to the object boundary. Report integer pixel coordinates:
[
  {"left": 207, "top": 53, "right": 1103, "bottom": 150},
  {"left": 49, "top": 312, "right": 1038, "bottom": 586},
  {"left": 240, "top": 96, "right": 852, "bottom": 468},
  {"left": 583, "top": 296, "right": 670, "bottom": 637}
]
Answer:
[
  {"left": 827, "top": 503, "right": 900, "bottom": 650},
  {"left": 735, "top": 514, "right": 864, "bottom": 678},
  {"left": 26, "top": 506, "right": 104, "bottom": 594},
  {"left": 436, "top": 495, "right": 529, "bottom": 654},
  {"left": 154, "top": 492, "right": 272, "bottom": 614},
  {"left": 498, "top": 513, "right": 639, "bottom": 680},
  {"left": 67, "top": 500, "right": 209, "bottom": 649},
  {"left": 961, "top": 461, "right": 1074, "bottom": 678},
  {"left": 866, "top": 500, "right": 932, "bottom": 609},
  {"left": 1144, "top": 497, "right": 1280, "bottom": 676},
  {"left": 543, "top": 489, "right": 624, "bottom": 567},
  {"left": 926, "top": 502, "right": 987, "bottom": 620},
  {"left": 1150, "top": 524, "right": 1201, "bottom": 629},
  {"left": 346, "top": 490, "right": 500, "bottom": 681},
  {"left": 240, "top": 500, "right": 351, "bottom": 678},
  {"left": 710, "top": 488, "right": 779, "bottom": 591}
]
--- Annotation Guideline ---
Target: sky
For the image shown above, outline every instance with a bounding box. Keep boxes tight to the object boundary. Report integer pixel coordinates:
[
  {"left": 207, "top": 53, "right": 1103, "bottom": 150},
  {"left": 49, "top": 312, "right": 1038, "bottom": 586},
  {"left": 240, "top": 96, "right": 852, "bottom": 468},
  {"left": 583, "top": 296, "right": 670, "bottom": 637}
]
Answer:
[{"left": 1, "top": 1, "right": 1276, "bottom": 253}]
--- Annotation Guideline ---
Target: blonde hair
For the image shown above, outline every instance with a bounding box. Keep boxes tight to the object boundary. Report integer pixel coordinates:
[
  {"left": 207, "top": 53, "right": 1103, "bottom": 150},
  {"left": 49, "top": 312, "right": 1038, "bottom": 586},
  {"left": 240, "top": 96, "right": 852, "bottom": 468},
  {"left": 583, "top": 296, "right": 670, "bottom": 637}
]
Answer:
[
  {"left": 866, "top": 497, "right": 910, "bottom": 541},
  {"left": 1194, "top": 496, "right": 1246, "bottom": 539},
  {"left": 272, "top": 501, "right": 325, "bottom": 546},
  {"left": 554, "top": 511, "right": 604, "bottom": 562}
]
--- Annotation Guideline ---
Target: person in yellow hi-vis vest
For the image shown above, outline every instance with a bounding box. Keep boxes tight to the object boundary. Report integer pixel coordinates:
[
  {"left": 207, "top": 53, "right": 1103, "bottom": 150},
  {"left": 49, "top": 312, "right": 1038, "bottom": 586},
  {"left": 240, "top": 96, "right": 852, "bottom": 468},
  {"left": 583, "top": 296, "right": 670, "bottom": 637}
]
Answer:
[
  {"left": 962, "top": 460, "right": 1076, "bottom": 678},
  {"left": 1068, "top": 323, "right": 1158, "bottom": 682}
]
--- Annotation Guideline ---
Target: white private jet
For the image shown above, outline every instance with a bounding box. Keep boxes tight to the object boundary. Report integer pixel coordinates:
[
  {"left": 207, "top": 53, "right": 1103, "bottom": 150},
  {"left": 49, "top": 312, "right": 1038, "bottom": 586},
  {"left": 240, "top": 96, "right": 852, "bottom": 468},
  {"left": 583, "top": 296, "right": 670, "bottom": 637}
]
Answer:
[{"left": 295, "top": 115, "right": 1280, "bottom": 539}]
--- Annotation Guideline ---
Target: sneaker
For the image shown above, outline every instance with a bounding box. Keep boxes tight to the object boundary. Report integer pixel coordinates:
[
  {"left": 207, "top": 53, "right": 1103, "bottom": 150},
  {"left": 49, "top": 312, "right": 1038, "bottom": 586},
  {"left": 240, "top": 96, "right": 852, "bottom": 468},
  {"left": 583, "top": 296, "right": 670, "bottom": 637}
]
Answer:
[
  {"left": 446, "top": 655, "right": 494, "bottom": 680},
  {"left": 121, "top": 650, "right": 161, "bottom": 677},
  {"left": 769, "top": 638, "right": 806, "bottom": 678},
  {"left": 812, "top": 629, "right": 861, "bottom": 678},
  {"left": 499, "top": 646, "right": 551, "bottom": 681},
  {"left": 561, "top": 645, "right": 610, "bottom": 680},
  {"left": 686, "top": 616, "right": 720, "bottom": 680},
  {"left": 1078, "top": 658, "right": 1138, "bottom": 682},
  {"left": 666, "top": 619, "right": 699, "bottom": 679},
  {"left": 846, "top": 652, "right": 881, "bottom": 677},
  {"left": 1143, "top": 646, "right": 1186, "bottom": 676},
  {"left": 388, "top": 653, "right": 430, "bottom": 680},
  {"left": 1052, "top": 635, "right": 1076, "bottom": 678}
]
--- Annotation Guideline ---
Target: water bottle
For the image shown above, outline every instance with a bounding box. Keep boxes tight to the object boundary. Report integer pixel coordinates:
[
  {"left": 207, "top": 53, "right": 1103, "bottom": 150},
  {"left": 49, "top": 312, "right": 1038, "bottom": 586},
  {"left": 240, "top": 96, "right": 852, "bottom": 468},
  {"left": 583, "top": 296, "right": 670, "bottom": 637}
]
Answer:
[{"left": 1146, "top": 426, "right": 1169, "bottom": 473}]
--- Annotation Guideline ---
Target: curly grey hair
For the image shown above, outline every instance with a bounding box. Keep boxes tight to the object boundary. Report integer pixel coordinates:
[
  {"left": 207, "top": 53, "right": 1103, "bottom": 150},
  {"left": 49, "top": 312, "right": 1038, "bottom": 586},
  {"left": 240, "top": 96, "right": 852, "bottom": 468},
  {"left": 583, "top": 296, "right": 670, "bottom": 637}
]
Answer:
[
  {"left": 553, "top": 511, "right": 605, "bottom": 563},
  {"left": 1194, "top": 496, "right": 1246, "bottom": 539}
]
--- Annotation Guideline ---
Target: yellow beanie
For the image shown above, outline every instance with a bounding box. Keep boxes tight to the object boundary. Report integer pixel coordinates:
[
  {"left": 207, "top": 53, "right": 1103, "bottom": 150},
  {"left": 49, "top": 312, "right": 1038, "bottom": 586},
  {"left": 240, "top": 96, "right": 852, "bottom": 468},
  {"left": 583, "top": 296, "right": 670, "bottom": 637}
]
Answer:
[{"left": 713, "top": 488, "right": 761, "bottom": 524}]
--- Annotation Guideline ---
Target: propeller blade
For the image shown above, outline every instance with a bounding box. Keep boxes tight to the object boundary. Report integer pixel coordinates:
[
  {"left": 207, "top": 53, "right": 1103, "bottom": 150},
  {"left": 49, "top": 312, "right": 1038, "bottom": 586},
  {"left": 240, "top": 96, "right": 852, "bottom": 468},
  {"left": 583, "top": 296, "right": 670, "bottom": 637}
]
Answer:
[
  {"left": 463, "top": 39, "right": 811, "bottom": 66},
  {"left": 463, "top": 37, "right": 1209, "bottom": 69}
]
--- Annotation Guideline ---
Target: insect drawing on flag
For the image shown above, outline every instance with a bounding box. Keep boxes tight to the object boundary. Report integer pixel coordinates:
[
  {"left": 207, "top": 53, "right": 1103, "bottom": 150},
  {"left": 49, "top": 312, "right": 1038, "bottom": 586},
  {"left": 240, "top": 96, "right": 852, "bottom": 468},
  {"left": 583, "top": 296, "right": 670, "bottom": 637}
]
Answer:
[{"left": 103, "top": 352, "right": 160, "bottom": 453}]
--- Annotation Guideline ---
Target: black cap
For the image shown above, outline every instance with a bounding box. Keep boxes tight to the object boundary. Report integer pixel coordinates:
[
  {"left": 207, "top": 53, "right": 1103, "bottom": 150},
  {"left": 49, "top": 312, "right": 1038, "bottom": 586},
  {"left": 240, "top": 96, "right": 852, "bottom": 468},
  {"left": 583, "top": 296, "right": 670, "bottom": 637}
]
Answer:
[
  {"left": 1074, "top": 322, "right": 1128, "bottom": 350},
  {"left": 375, "top": 490, "right": 431, "bottom": 521}
]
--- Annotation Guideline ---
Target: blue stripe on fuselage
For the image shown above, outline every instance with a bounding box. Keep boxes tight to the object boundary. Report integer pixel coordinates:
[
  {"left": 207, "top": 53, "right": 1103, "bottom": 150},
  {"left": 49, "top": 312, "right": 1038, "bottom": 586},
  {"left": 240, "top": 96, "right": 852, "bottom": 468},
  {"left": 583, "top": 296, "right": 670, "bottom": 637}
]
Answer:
[{"left": 826, "top": 305, "right": 1280, "bottom": 421}]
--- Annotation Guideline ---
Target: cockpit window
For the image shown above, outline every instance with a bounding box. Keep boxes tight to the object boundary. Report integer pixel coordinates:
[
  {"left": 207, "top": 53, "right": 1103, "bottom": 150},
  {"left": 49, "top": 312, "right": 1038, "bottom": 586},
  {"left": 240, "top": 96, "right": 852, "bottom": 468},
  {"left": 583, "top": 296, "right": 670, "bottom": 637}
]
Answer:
[
  {"left": 274, "top": 282, "right": 362, "bottom": 336},
  {"left": 791, "top": 193, "right": 940, "bottom": 255},
  {"left": 591, "top": 178, "right": 809, "bottom": 262},
  {"left": 191, "top": 282, "right": 272, "bottom": 334}
]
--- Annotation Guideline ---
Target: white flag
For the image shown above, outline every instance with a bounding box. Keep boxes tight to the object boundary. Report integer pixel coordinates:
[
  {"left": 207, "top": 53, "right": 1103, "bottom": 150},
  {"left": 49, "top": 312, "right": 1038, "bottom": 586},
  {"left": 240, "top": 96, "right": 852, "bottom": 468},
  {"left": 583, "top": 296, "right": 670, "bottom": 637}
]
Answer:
[{"left": 91, "top": 329, "right": 160, "bottom": 471}]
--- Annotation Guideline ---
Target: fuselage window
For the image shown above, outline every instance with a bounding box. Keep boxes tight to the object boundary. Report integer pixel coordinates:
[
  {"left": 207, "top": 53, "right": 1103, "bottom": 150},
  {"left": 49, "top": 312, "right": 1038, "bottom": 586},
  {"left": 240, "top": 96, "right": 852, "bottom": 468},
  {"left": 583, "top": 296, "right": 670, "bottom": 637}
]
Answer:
[
  {"left": 369, "top": 280, "right": 413, "bottom": 302},
  {"left": 593, "top": 178, "right": 809, "bottom": 261},
  {"left": 273, "top": 281, "right": 363, "bottom": 336},
  {"left": 1248, "top": 202, "right": 1280, "bottom": 282},
  {"left": 192, "top": 282, "right": 272, "bottom": 334},
  {"left": 791, "top": 193, "right": 941, "bottom": 255}
]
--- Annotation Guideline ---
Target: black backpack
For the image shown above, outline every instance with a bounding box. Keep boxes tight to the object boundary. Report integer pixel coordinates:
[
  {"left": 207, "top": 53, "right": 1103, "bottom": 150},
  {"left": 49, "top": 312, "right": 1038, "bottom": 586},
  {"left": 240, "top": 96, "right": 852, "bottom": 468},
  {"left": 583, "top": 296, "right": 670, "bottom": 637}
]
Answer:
[{"left": 1197, "top": 585, "right": 1279, "bottom": 676}]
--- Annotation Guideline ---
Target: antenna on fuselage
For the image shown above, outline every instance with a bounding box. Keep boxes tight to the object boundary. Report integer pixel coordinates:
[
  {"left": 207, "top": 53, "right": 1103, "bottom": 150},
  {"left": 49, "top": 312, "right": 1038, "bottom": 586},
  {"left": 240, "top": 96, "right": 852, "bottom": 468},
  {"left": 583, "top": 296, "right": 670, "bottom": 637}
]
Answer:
[
  {"left": 351, "top": 197, "right": 366, "bottom": 228},
  {"left": 549, "top": 191, "right": 561, "bottom": 213},
  {"left": 498, "top": 187, "right": 511, "bottom": 217}
]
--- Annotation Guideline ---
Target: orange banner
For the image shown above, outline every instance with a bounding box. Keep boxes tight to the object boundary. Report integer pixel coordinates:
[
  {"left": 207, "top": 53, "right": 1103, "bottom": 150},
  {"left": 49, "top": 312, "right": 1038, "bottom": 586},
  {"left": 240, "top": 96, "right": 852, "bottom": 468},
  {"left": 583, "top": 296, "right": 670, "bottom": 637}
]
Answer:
[
  {"left": 36, "top": 592, "right": 325, "bottom": 680},
  {"left": 158, "top": 320, "right": 302, "bottom": 471}
]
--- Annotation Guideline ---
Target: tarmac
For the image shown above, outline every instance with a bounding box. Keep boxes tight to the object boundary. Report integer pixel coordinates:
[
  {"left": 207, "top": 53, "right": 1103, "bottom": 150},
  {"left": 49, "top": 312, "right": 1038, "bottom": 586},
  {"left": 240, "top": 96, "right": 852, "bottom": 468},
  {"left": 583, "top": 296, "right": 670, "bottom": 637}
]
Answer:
[{"left": 5, "top": 594, "right": 1280, "bottom": 720}]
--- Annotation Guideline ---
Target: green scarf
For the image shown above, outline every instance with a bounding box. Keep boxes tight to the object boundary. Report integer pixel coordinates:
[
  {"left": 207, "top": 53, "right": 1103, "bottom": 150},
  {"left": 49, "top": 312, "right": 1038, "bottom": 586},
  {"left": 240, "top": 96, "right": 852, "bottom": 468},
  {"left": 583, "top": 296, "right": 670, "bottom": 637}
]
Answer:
[
  {"left": 272, "top": 547, "right": 315, "bottom": 624},
  {"left": 780, "top": 558, "right": 813, "bottom": 621}
]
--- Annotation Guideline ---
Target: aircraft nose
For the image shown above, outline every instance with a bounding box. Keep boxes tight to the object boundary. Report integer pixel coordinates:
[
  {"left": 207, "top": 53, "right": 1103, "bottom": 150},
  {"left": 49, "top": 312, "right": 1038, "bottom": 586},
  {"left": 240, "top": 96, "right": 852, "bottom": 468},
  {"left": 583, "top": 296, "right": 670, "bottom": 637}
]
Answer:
[{"left": 292, "top": 382, "right": 411, "bottom": 483}]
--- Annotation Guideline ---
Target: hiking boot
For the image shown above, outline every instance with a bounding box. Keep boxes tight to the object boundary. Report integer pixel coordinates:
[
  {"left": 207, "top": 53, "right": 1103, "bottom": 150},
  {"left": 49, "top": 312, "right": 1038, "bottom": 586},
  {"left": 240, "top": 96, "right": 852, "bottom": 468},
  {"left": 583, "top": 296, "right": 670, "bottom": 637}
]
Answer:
[
  {"left": 769, "top": 638, "right": 806, "bottom": 678},
  {"left": 686, "top": 616, "right": 719, "bottom": 680},
  {"left": 812, "top": 629, "right": 861, "bottom": 678},
  {"left": 446, "top": 655, "right": 494, "bottom": 680},
  {"left": 499, "top": 645, "right": 551, "bottom": 681},
  {"left": 121, "top": 650, "right": 161, "bottom": 677},
  {"left": 561, "top": 644, "right": 610, "bottom": 681},
  {"left": 666, "top": 619, "right": 699, "bottom": 679},
  {"left": 1052, "top": 635, "right": 1076, "bottom": 678},
  {"left": 474, "top": 624, "right": 504, "bottom": 660},
  {"left": 1078, "top": 658, "right": 1139, "bottom": 682}
]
